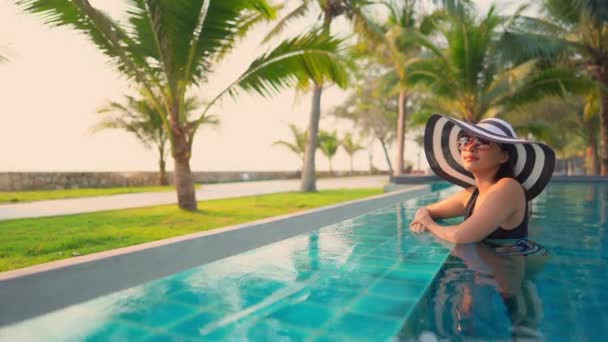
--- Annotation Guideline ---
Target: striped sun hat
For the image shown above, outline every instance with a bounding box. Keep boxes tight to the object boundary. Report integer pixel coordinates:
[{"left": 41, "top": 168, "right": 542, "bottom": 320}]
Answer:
[{"left": 424, "top": 114, "right": 555, "bottom": 200}]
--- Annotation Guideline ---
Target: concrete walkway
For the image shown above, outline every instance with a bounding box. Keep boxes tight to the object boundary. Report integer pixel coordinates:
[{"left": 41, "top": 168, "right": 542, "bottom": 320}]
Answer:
[{"left": 0, "top": 176, "right": 390, "bottom": 221}]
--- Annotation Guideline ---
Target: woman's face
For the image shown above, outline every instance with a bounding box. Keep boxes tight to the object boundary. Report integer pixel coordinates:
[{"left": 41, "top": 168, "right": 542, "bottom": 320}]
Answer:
[{"left": 457, "top": 134, "right": 508, "bottom": 173}]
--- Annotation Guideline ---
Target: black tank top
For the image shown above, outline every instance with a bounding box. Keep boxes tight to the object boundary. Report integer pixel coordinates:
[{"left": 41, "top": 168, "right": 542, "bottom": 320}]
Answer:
[{"left": 464, "top": 188, "right": 528, "bottom": 239}]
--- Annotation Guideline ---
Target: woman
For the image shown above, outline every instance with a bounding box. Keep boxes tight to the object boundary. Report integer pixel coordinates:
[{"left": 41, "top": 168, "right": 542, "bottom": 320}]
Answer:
[{"left": 409, "top": 114, "right": 555, "bottom": 247}]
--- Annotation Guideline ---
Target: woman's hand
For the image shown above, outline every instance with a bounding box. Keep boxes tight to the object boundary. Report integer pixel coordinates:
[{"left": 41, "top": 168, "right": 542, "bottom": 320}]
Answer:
[{"left": 410, "top": 207, "right": 433, "bottom": 233}]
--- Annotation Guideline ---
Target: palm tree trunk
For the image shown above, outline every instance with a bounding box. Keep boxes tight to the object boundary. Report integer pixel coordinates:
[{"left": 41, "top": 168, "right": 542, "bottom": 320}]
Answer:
[
  {"left": 394, "top": 90, "right": 407, "bottom": 176},
  {"left": 329, "top": 158, "right": 333, "bottom": 176},
  {"left": 170, "top": 104, "right": 197, "bottom": 210},
  {"left": 173, "top": 152, "right": 196, "bottom": 210},
  {"left": 379, "top": 137, "right": 393, "bottom": 174},
  {"left": 350, "top": 155, "right": 354, "bottom": 175},
  {"left": 157, "top": 143, "right": 169, "bottom": 186},
  {"left": 301, "top": 83, "right": 323, "bottom": 192},
  {"left": 159, "top": 157, "right": 168, "bottom": 185},
  {"left": 585, "top": 123, "right": 599, "bottom": 175},
  {"left": 600, "top": 74, "right": 608, "bottom": 176}
]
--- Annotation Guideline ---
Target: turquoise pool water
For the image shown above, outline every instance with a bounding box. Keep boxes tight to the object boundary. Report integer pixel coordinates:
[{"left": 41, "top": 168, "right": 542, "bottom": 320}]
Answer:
[{"left": 1, "top": 183, "right": 606, "bottom": 341}]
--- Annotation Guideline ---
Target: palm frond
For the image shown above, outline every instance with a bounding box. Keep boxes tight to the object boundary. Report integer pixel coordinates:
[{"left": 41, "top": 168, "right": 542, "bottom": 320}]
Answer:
[
  {"left": 483, "top": 59, "right": 538, "bottom": 106},
  {"left": 495, "top": 30, "right": 574, "bottom": 65},
  {"left": 341, "top": 132, "right": 365, "bottom": 155},
  {"left": 513, "top": 121, "right": 554, "bottom": 142},
  {"left": 318, "top": 130, "right": 340, "bottom": 158},
  {"left": 272, "top": 140, "right": 302, "bottom": 155},
  {"left": 199, "top": 30, "right": 347, "bottom": 122},
  {"left": 544, "top": 0, "right": 608, "bottom": 25},
  {"left": 262, "top": 1, "right": 314, "bottom": 44},
  {"left": 500, "top": 67, "right": 594, "bottom": 110}
]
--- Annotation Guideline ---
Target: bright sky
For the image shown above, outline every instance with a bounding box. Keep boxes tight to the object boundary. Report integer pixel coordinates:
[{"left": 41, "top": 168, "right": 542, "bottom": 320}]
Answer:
[{"left": 0, "top": 1, "right": 499, "bottom": 172}]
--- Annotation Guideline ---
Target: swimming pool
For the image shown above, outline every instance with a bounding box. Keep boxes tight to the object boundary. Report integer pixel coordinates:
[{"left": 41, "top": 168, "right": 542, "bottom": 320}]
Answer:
[{"left": 0, "top": 182, "right": 606, "bottom": 341}]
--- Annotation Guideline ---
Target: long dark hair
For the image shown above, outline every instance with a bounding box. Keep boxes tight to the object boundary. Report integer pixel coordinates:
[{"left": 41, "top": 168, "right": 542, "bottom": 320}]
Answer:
[
  {"left": 496, "top": 143, "right": 532, "bottom": 216},
  {"left": 494, "top": 144, "right": 517, "bottom": 181}
]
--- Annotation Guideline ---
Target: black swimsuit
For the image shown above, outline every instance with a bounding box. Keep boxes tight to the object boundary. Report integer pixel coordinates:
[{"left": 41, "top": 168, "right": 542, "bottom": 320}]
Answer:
[{"left": 464, "top": 188, "right": 528, "bottom": 240}]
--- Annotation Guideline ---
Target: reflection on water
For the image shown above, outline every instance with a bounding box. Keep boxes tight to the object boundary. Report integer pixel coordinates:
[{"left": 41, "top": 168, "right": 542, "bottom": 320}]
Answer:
[{"left": 408, "top": 243, "right": 548, "bottom": 341}]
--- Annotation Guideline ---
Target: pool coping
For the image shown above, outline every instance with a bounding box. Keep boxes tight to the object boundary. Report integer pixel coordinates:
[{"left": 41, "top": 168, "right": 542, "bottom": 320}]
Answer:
[{"left": 0, "top": 185, "right": 431, "bottom": 327}]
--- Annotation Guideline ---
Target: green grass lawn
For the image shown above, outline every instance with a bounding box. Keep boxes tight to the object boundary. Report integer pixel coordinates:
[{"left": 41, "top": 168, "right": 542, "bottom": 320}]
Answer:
[
  {"left": 0, "top": 188, "right": 382, "bottom": 272},
  {"left": 0, "top": 186, "right": 179, "bottom": 203}
]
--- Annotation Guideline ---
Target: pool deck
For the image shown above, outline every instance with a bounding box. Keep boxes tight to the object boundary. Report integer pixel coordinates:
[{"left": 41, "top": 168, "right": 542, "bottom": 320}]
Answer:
[{"left": 0, "top": 176, "right": 389, "bottom": 221}]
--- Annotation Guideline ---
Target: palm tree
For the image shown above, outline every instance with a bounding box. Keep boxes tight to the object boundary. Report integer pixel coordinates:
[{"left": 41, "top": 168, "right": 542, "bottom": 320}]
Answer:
[
  {"left": 353, "top": 0, "right": 441, "bottom": 176},
  {"left": 406, "top": 5, "right": 590, "bottom": 123},
  {"left": 93, "top": 93, "right": 218, "bottom": 185},
  {"left": 341, "top": 132, "right": 364, "bottom": 174},
  {"left": 18, "top": 0, "right": 347, "bottom": 210},
  {"left": 331, "top": 62, "right": 397, "bottom": 174},
  {"left": 318, "top": 130, "right": 340, "bottom": 175},
  {"left": 272, "top": 123, "right": 307, "bottom": 173},
  {"left": 507, "top": 0, "right": 608, "bottom": 174},
  {"left": 264, "top": 0, "right": 372, "bottom": 192},
  {"left": 583, "top": 90, "right": 601, "bottom": 174},
  {"left": 505, "top": 94, "right": 600, "bottom": 175}
]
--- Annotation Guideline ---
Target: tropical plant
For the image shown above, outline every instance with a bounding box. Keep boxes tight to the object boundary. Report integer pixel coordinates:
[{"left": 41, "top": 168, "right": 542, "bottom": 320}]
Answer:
[
  {"left": 406, "top": 5, "right": 590, "bottom": 123},
  {"left": 318, "top": 130, "right": 340, "bottom": 175},
  {"left": 264, "top": 0, "right": 372, "bottom": 192},
  {"left": 507, "top": 0, "right": 608, "bottom": 174},
  {"left": 352, "top": 0, "right": 442, "bottom": 176},
  {"left": 18, "top": 0, "right": 348, "bottom": 210},
  {"left": 341, "top": 132, "right": 365, "bottom": 174},
  {"left": 505, "top": 94, "right": 600, "bottom": 174},
  {"left": 93, "top": 93, "right": 218, "bottom": 185},
  {"left": 272, "top": 123, "right": 308, "bottom": 173},
  {"left": 332, "top": 62, "right": 398, "bottom": 173}
]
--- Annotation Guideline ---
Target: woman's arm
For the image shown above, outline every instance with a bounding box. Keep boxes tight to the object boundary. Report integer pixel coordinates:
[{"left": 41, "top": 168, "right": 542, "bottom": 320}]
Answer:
[
  {"left": 414, "top": 179, "right": 523, "bottom": 243},
  {"left": 424, "top": 188, "right": 473, "bottom": 220}
]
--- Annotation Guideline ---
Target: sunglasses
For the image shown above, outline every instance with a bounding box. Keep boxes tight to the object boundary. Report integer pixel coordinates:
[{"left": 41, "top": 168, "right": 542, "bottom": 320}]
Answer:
[{"left": 457, "top": 135, "right": 494, "bottom": 151}]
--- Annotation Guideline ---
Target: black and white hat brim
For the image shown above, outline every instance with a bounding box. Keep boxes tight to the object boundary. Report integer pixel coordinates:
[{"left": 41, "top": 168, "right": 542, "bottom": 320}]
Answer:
[{"left": 424, "top": 114, "right": 555, "bottom": 200}]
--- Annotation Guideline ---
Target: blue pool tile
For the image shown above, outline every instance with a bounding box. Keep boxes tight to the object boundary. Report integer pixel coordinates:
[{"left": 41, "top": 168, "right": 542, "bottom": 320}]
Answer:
[
  {"left": 170, "top": 290, "right": 226, "bottom": 308},
  {"left": 318, "top": 273, "right": 376, "bottom": 291},
  {"left": 347, "top": 263, "right": 392, "bottom": 278},
  {"left": 267, "top": 302, "right": 333, "bottom": 328},
  {"left": 353, "top": 255, "right": 399, "bottom": 268},
  {"left": 350, "top": 295, "right": 416, "bottom": 319},
  {"left": 291, "top": 286, "right": 360, "bottom": 308},
  {"left": 368, "top": 279, "right": 426, "bottom": 300},
  {"left": 241, "top": 319, "right": 311, "bottom": 341},
  {"left": 143, "top": 279, "right": 192, "bottom": 296},
  {"left": 117, "top": 300, "right": 197, "bottom": 328},
  {"left": 141, "top": 332, "right": 197, "bottom": 341},
  {"left": 385, "top": 266, "right": 436, "bottom": 283},
  {"left": 236, "top": 276, "right": 287, "bottom": 297},
  {"left": 82, "top": 321, "right": 150, "bottom": 341},
  {"left": 370, "top": 246, "right": 405, "bottom": 258},
  {"left": 325, "top": 312, "right": 400, "bottom": 340},
  {"left": 168, "top": 311, "right": 223, "bottom": 338},
  {"left": 314, "top": 334, "right": 351, "bottom": 342}
]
